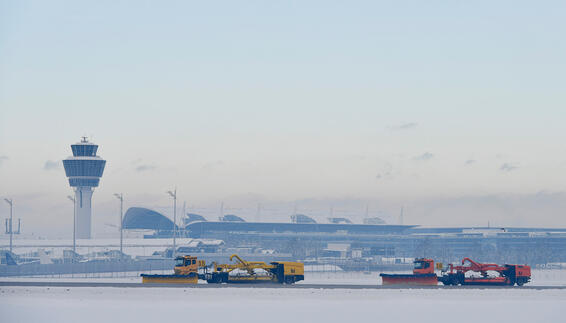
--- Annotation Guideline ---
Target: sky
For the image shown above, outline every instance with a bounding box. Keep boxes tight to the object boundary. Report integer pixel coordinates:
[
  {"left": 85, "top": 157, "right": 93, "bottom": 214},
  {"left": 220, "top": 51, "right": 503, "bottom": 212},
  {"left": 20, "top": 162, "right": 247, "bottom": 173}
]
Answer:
[{"left": 1, "top": 1, "right": 565, "bottom": 237}]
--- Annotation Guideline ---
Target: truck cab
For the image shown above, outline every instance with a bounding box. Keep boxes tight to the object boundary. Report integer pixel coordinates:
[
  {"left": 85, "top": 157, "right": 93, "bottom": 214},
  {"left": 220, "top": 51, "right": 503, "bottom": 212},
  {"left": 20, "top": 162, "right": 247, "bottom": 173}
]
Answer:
[
  {"left": 174, "top": 255, "right": 198, "bottom": 275},
  {"left": 413, "top": 258, "right": 435, "bottom": 274}
]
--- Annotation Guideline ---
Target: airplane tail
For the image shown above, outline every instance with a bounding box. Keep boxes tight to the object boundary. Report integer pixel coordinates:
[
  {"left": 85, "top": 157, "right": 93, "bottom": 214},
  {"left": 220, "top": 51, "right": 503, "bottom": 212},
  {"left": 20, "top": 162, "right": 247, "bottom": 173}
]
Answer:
[{"left": 5, "top": 252, "right": 17, "bottom": 266}]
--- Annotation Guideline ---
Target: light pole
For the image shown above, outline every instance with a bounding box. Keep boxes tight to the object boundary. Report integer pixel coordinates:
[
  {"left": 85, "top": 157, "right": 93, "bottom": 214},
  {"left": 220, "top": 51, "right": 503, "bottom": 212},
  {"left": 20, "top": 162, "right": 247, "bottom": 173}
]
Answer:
[
  {"left": 67, "top": 195, "right": 76, "bottom": 253},
  {"left": 4, "top": 198, "right": 13, "bottom": 253},
  {"left": 114, "top": 193, "right": 124, "bottom": 256},
  {"left": 166, "top": 189, "right": 177, "bottom": 258}
]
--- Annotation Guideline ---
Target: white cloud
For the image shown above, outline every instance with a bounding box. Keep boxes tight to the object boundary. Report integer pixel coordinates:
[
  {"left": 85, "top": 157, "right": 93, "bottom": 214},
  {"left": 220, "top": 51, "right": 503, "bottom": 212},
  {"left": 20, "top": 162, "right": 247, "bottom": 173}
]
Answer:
[
  {"left": 390, "top": 122, "right": 418, "bottom": 131},
  {"left": 43, "top": 160, "right": 60, "bottom": 170},
  {"left": 413, "top": 152, "right": 434, "bottom": 161},
  {"left": 136, "top": 165, "right": 157, "bottom": 172},
  {"left": 500, "top": 163, "right": 518, "bottom": 172}
]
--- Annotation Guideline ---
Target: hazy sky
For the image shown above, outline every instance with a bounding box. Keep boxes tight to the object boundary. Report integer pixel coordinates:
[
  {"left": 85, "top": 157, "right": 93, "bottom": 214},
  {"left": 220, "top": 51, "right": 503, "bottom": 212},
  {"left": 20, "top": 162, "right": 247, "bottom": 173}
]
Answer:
[{"left": 1, "top": 1, "right": 565, "bottom": 236}]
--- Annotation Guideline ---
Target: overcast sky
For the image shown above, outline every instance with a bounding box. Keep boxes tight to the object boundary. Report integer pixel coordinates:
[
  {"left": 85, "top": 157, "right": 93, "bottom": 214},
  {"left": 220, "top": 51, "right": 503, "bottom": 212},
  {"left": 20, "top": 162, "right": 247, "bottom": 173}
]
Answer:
[{"left": 1, "top": 1, "right": 565, "bottom": 237}]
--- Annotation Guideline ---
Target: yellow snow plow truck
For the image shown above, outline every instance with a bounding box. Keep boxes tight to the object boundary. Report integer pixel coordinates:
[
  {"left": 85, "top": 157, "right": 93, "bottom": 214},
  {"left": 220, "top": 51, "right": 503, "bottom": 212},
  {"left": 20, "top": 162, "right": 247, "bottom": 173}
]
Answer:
[{"left": 141, "top": 254, "right": 304, "bottom": 285}]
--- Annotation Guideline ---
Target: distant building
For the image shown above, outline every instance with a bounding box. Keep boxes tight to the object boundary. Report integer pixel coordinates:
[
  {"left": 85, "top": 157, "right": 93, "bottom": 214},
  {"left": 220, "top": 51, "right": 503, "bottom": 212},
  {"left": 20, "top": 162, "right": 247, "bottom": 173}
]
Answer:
[
  {"left": 176, "top": 239, "right": 224, "bottom": 253},
  {"left": 122, "top": 207, "right": 178, "bottom": 238},
  {"left": 121, "top": 206, "right": 566, "bottom": 265},
  {"left": 363, "top": 217, "right": 386, "bottom": 225},
  {"left": 291, "top": 214, "right": 317, "bottom": 224},
  {"left": 328, "top": 217, "right": 353, "bottom": 224},
  {"left": 219, "top": 214, "right": 245, "bottom": 222},
  {"left": 63, "top": 137, "right": 106, "bottom": 239},
  {"left": 183, "top": 213, "right": 207, "bottom": 226}
]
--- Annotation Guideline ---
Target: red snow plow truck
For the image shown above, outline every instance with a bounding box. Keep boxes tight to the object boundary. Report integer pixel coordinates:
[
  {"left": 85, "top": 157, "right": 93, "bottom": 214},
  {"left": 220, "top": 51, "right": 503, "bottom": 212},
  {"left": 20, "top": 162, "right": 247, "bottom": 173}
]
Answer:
[{"left": 380, "top": 257, "right": 531, "bottom": 286}]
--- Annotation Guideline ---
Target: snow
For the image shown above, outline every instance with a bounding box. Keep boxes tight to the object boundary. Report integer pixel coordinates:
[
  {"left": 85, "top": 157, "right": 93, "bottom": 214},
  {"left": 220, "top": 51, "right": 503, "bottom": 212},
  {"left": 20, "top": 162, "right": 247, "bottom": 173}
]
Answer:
[
  {"left": 305, "top": 269, "right": 566, "bottom": 286},
  {"left": 0, "top": 238, "right": 201, "bottom": 257},
  {"left": 2, "top": 271, "right": 566, "bottom": 322},
  {"left": 1, "top": 286, "right": 565, "bottom": 323},
  {"left": 2, "top": 269, "right": 566, "bottom": 286},
  {"left": 2, "top": 270, "right": 565, "bottom": 322}
]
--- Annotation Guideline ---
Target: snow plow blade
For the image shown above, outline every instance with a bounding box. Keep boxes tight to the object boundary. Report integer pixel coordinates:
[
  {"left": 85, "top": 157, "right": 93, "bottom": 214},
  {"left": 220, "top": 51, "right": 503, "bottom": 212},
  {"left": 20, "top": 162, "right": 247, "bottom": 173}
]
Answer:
[
  {"left": 141, "top": 273, "right": 198, "bottom": 284},
  {"left": 380, "top": 273, "right": 438, "bottom": 285}
]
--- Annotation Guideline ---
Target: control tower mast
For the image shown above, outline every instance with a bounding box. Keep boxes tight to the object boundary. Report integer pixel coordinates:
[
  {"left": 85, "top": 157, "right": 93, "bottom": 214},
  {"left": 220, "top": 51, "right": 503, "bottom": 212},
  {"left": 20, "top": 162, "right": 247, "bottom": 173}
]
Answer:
[{"left": 63, "top": 137, "right": 106, "bottom": 239}]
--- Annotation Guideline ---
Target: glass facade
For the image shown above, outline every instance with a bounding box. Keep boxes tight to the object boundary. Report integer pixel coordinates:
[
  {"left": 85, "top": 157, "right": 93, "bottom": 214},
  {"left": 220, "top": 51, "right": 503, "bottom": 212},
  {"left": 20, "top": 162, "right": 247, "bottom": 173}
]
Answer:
[
  {"left": 68, "top": 178, "right": 100, "bottom": 187},
  {"left": 64, "top": 139, "right": 105, "bottom": 188},
  {"left": 63, "top": 159, "right": 106, "bottom": 177},
  {"left": 71, "top": 144, "right": 98, "bottom": 157}
]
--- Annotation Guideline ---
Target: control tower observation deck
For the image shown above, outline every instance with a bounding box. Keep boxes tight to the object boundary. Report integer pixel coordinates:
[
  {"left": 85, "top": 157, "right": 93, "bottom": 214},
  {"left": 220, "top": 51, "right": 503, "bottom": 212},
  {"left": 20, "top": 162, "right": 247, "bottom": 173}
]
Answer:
[{"left": 63, "top": 137, "right": 106, "bottom": 239}]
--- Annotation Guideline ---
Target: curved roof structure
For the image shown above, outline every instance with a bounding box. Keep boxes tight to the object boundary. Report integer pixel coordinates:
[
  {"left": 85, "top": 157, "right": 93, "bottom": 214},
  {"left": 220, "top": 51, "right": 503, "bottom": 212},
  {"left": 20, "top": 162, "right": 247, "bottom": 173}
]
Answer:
[
  {"left": 291, "top": 214, "right": 316, "bottom": 224},
  {"left": 219, "top": 214, "right": 245, "bottom": 222},
  {"left": 186, "top": 221, "right": 414, "bottom": 238},
  {"left": 184, "top": 213, "right": 207, "bottom": 225},
  {"left": 363, "top": 217, "right": 386, "bottom": 225},
  {"left": 328, "top": 217, "right": 352, "bottom": 224},
  {"left": 122, "top": 207, "right": 177, "bottom": 231}
]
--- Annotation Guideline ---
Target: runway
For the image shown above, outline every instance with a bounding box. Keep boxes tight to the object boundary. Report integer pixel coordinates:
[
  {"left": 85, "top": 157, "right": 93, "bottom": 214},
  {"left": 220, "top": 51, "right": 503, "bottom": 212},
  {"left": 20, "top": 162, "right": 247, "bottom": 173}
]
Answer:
[{"left": 1, "top": 281, "right": 565, "bottom": 289}]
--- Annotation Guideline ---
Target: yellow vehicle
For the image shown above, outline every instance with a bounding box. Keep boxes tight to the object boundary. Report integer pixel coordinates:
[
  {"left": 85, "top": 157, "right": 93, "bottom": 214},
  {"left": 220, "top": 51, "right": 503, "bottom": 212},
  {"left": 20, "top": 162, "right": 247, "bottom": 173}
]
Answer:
[
  {"left": 202, "top": 254, "right": 304, "bottom": 284},
  {"left": 141, "top": 255, "right": 200, "bottom": 284},
  {"left": 141, "top": 254, "right": 304, "bottom": 285}
]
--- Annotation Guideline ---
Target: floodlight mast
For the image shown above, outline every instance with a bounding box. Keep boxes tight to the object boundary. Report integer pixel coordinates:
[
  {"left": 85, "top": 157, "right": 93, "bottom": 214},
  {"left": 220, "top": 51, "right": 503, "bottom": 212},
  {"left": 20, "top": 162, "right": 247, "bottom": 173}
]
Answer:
[
  {"left": 167, "top": 189, "right": 177, "bottom": 257},
  {"left": 67, "top": 195, "right": 76, "bottom": 253},
  {"left": 4, "top": 198, "right": 13, "bottom": 253},
  {"left": 114, "top": 193, "right": 124, "bottom": 256}
]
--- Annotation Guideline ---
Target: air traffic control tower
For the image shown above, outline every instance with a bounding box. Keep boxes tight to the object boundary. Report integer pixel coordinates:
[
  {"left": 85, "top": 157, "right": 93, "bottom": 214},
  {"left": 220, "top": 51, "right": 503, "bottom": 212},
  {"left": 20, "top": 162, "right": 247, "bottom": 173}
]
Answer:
[{"left": 63, "top": 137, "right": 106, "bottom": 239}]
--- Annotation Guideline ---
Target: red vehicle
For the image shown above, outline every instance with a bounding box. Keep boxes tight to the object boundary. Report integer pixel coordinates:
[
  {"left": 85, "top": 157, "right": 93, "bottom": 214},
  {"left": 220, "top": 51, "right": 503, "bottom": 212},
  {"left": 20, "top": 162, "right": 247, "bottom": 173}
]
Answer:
[
  {"left": 437, "top": 257, "right": 531, "bottom": 286},
  {"left": 380, "top": 258, "right": 438, "bottom": 285}
]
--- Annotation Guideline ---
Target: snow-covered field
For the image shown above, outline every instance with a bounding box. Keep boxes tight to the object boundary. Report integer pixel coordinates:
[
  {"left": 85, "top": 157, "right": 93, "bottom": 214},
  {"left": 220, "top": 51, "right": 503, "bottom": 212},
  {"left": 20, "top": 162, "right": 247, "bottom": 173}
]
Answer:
[
  {"left": 2, "top": 270, "right": 565, "bottom": 322},
  {"left": 3, "top": 269, "right": 565, "bottom": 286},
  {"left": 1, "top": 286, "right": 565, "bottom": 323},
  {"left": 304, "top": 269, "right": 566, "bottom": 286}
]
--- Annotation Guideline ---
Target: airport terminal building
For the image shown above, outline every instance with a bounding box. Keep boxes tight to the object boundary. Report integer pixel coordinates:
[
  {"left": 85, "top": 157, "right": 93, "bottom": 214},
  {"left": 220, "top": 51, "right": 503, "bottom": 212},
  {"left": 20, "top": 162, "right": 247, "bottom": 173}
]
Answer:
[{"left": 123, "top": 207, "right": 566, "bottom": 267}]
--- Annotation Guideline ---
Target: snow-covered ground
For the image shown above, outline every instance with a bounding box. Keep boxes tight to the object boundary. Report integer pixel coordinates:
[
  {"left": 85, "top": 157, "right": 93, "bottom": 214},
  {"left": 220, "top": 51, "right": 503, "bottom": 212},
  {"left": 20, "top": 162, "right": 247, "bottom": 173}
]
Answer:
[
  {"left": 1, "top": 286, "right": 565, "bottom": 323},
  {"left": 304, "top": 269, "right": 566, "bottom": 286},
  {"left": 1, "top": 270, "right": 565, "bottom": 322},
  {"left": 2, "top": 269, "right": 566, "bottom": 286}
]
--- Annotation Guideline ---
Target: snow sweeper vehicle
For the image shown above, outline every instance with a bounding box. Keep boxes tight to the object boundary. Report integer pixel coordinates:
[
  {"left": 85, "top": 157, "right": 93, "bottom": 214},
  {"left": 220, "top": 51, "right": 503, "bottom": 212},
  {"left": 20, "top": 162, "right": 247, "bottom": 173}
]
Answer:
[
  {"left": 200, "top": 254, "right": 304, "bottom": 284},
  {"left": 380, "top": 257, "right": 531, "bottom": 286},
  {"left": 141, "top": 254, "right": 304, "bottom": 285}
]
